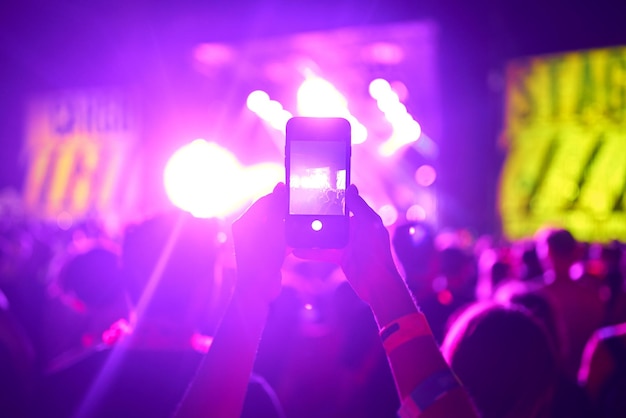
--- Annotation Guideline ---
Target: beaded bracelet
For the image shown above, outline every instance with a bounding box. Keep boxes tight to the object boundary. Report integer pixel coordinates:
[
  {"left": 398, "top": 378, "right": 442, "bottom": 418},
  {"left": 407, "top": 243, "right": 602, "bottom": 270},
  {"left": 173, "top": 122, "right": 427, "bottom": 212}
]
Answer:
[
  {"left": 379, "top": 312, "right": 432, "bottom": 354},
  {"left": 398, "top": 369, "right": 462, "bottom": 418}
]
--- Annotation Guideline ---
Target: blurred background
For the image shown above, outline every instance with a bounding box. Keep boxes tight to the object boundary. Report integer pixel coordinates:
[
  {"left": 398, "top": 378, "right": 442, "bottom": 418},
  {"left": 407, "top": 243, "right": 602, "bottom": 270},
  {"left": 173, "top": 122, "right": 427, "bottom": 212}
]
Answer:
[
  {"left": 2, "top": 2, "right": 626, "bottom": 417},
  {"left": 1, "top": 0, "right": 626, "bottom": 239}
]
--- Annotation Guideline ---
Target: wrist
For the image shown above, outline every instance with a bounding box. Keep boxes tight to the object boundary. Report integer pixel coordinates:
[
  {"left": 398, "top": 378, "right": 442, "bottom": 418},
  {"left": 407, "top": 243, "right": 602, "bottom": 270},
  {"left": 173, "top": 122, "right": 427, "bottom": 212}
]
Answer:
[{"left": 368, "top": 272, "right": 421, "bottom": 328}]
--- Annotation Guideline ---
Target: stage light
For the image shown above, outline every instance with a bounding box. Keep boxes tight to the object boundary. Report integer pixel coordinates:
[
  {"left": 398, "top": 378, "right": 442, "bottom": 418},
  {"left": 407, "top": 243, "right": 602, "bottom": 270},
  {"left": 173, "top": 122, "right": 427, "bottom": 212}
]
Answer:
[
  {"left": 396, "top": 119, "right": 421, "bottom": 138},
  {"left": 370, "top": 77, "right": 424, "bottom": 157},
  {"left": 376, "top": 91, "right": 401, "bottom": 111},
  {"left": 383, "top": 102, "right": 408, "bottom": 120},
  {"left": 379, "top": 204, "right": 398, "bottom": 227},
  {"left": 350, "top": 122, "right": 368, "bottom": 145},
  {"left": 369, "top": 78, "right": 391, "bottom": 100},
  {"left": 247, "top": 91, "right": 292, "bottom": 133},
  {"left": 164, "top": 139, "right": 247, "bottom": 219},
  {"left": 415, "top": 164, "right": 437, "bottom": 187},
  {"left": 297, "top": 75, "right": 368, "bottom": 144},
  {"left": 406, "top": 204, "right": 426, "bottom": 221},
  {"left": 242, "top": 162, "right": 284, "bottom": 197},
  {"left": 297, "top": 77, "right": 347, "bottom": 117},
  {"left": 246, "top": 90, "right": 270, "bottom": 113}
]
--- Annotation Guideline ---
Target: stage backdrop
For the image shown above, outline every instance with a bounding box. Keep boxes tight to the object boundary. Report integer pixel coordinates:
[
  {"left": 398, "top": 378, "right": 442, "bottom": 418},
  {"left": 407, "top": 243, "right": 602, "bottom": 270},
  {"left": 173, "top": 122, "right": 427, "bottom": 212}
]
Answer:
[
  {"left": 500, "top": 45, "right": 626, "bottom": 242},
  {"left": 20, "top": 21, "right": 442, "bottom": 231},
  {"left": 22, "top": 88, "right": 141, "bottom": 232}
]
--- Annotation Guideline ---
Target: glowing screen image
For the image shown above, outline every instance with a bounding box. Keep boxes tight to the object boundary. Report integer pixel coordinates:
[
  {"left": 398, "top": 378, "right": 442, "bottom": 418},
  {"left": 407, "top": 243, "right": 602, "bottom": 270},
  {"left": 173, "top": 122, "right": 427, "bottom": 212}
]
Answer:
[{"left": 289, "top": 140, "right": 347, "bottom": 215}]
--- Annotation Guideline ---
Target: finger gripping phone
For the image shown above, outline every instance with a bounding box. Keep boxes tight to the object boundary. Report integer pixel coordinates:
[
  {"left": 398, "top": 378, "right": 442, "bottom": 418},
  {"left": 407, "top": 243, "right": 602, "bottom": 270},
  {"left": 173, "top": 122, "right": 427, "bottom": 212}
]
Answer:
[{"left": 285, "top": 117, "right": 351, "bottom": 249}]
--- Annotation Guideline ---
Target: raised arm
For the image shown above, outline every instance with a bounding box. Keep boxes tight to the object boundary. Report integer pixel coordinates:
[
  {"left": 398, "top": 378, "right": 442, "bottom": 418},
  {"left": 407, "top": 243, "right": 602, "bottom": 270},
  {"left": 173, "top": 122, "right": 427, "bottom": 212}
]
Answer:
[
  {"left": 176, "top": 184, "right": 286, "bottom": 418},
  {"left": 339, "top": 185, "right": 478, "bottom": 418}
]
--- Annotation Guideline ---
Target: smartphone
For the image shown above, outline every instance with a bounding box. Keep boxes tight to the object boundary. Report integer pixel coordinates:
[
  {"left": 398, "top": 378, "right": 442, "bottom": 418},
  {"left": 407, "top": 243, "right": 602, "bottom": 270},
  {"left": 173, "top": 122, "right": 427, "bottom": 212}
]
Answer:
[{"left": 285, "top": 117, "right": 351, "bottom": 249}]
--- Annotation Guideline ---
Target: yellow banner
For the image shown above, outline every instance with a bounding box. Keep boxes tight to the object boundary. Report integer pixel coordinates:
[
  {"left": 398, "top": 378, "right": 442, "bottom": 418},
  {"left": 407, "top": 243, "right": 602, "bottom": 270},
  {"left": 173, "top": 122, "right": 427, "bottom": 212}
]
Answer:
[
  {"left": 23, "top": 89, "right": 140, "bottom": 229},
  {"left": 500, "top": 46, "right": 626, "bottom": 242}
]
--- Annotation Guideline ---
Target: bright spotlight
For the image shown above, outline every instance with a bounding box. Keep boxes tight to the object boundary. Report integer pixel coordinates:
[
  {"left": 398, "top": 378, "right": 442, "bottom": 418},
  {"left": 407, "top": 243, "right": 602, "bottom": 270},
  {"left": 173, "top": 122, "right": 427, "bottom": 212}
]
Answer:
[
  {"left": 246, "top": 90, "right": 270, "bottom": 113},
  {"left": 297, "top": 77, "right": 347, "bottom": 117},
  {"left": 164, "top": 139, "right": 248, "bottom": 218},
  {"left": 242, "top": 162, "right": 284, "bottom": 197},
  {"left": 297, "top": 75, "right": 368, "bottom": 144},
  {"left": 368, "top": 78, "right": 391, "bottom": 99},
  {"left": 247, "top": 91, "right": 292, "bottom": 132}
]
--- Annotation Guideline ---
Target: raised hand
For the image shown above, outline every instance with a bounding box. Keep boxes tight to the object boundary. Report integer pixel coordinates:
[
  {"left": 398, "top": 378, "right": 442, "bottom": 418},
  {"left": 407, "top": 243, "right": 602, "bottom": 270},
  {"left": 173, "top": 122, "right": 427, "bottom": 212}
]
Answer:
[{"left": 231, "top": 183, "right": 287, "bottom": 304}]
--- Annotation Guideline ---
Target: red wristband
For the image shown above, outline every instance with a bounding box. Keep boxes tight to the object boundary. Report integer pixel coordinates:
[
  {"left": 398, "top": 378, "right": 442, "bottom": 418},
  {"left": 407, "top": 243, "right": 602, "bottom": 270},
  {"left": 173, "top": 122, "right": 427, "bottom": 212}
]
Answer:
[{"left": 379, "top": 312, "right": 433, "bottom": 354}]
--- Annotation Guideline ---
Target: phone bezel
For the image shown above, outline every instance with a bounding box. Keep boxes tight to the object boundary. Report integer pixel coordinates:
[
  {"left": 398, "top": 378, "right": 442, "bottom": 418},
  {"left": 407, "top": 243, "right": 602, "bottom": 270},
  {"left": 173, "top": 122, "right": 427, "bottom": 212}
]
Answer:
[{"left": 285, "top": 117, "right": 351, "bottom": 249}]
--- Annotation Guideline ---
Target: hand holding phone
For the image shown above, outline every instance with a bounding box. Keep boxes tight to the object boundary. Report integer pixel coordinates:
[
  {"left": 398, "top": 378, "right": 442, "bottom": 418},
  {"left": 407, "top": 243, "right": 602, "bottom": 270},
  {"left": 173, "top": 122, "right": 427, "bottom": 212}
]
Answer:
[{"left": 285, "top": 117, "right": 351, "bottom": 249}]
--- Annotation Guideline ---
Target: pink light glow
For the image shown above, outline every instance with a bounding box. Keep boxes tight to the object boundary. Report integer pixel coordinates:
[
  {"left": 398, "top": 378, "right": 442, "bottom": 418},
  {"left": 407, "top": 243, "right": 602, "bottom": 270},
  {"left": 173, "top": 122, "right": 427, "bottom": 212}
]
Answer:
[
  {"left": 390, "top": 81, "right": 409, "bottom": 102},
  {"left": 379, "top": 204, "right": 398, "bottom": 226},
  {"left": 193, "top": 43, "right": 234, "bottom": 66},
  {"left": 406, "top": 204, "right": 426, "bottom": 221},
  {"left": 362, "top": 42, "right": 405, "bottom": 65},
  {"left": 415, "top": 164, "right": 437, "bottom": 187},
  {"left": 247, "top": 91, "right": 292, "bottom": 132}
]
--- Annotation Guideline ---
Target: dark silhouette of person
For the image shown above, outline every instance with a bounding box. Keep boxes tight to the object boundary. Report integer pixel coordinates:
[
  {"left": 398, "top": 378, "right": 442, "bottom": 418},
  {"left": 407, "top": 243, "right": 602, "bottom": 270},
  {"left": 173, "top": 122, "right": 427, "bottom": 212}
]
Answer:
[
  {"left": 579, "top": 321, "right": 626, "bottom": 418},
  {"left": 38, "top": 210, "right": 283, "bottom": 418},
  {"left": 533, "top": 228, "right": 605, "bottom": 380},
  {"left": 442, "top": 302, "right": 559, "bottom": 418}
]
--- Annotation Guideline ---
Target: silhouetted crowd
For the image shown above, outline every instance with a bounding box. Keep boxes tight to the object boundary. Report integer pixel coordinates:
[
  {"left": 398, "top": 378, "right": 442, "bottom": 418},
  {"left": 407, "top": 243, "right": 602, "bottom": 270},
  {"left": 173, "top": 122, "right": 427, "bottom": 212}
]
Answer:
[{"left": 1, "top": 204, "right": 625, "bottom": 417}]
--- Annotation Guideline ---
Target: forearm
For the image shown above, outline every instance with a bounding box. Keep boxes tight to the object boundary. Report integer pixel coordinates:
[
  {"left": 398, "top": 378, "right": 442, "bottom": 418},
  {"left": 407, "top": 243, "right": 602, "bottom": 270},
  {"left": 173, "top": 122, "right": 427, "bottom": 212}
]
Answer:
[
  {"left": 176, "top": 291, "right": 269, "bottom": 418},
  {"left": 368, "top": 273, "right": 478, "bottom": 418}
]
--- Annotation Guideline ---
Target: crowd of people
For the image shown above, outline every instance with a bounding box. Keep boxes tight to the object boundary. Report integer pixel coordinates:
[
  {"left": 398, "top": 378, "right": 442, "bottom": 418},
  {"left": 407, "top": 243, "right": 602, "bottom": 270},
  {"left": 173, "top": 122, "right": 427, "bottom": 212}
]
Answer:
[{"left": 0, "top": 183, "right": 625, "bottom": 417}]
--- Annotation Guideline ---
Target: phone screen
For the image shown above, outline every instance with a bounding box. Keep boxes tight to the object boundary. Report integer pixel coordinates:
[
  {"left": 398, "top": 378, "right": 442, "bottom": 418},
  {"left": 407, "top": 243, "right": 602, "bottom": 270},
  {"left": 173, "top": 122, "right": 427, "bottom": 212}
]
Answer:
[
  {"left": 285, "top": 117, "right": 351, "bottom": 249},
  {"left": 288, "top": 140, "right": 347, "bottom": 216}
]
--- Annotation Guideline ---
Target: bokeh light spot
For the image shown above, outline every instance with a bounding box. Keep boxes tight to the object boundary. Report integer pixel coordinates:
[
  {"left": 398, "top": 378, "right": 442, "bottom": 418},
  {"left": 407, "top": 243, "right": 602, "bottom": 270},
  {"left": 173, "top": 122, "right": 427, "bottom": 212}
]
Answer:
[
  {"left": 57, "top": 211, "right": 73, "bottom": 231},
  {"left": 406, "top": 204, "right": 426, "bottom": 221},
  {"left": 379, "top": 204, "right": 398, "bottom": 227},
  {"left": 415, "top": 164, "right": 437, "bottom": 187}
]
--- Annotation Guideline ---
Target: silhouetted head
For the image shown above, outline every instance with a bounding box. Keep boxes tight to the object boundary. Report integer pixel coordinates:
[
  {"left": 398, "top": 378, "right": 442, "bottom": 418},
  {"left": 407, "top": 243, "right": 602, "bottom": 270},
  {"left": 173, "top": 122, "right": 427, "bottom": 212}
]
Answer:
[
  {"left": 56, "top": 242, "right": 125, "bottom": 310},
  {"left": 536, "top": 228, "right": 579, "bottom": 274},
  {"left": 520, "top": 244, "right": 543, "bottom": 281},
  {"left": 442, "top": 302, "right": 558, "bottom": 418}
]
